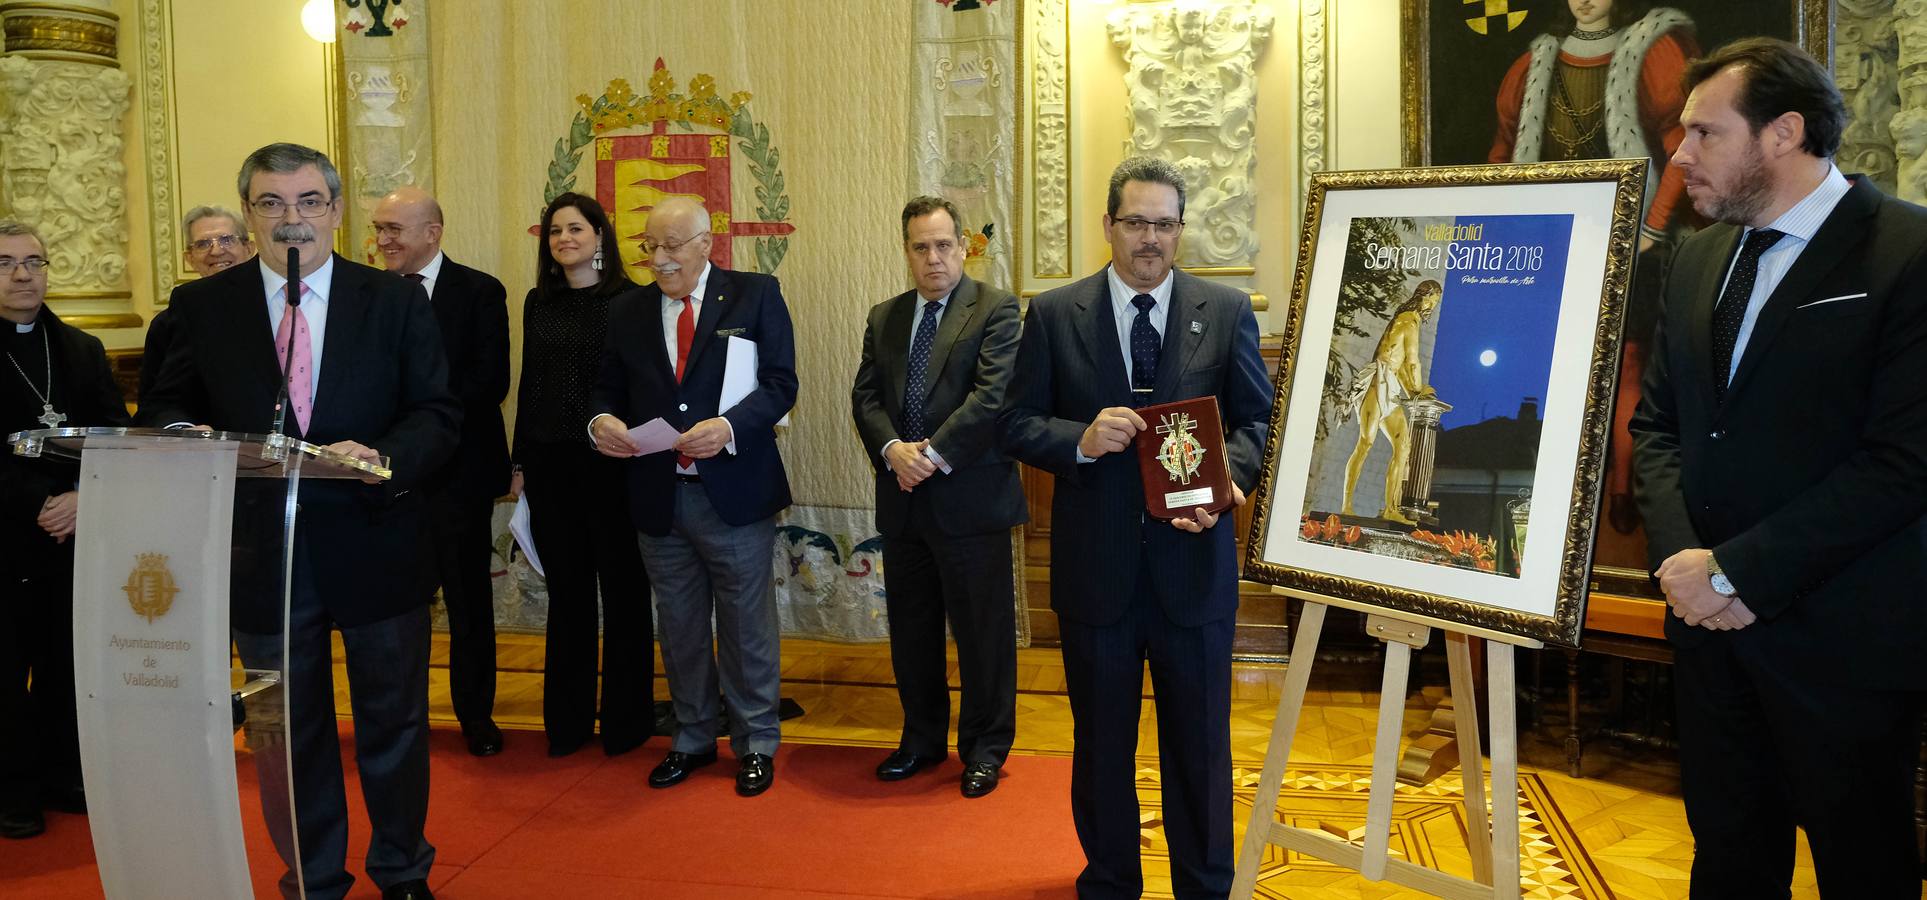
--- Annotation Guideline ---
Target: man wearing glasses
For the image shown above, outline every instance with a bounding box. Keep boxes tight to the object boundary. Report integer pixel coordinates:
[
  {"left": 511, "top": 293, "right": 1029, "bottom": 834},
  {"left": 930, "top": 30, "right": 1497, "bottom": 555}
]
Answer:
[
  {"left": 138, "top": 206, "right": 255, "bottom": 402},
  {"left": 0, "top": 220, "right": 127, "bottom": 840},
  {"left": 589, "top": 196, "right": 797, "bottom": 798},
  {"left": 140, "top": 143, "right": 458, "bottom": 900},
  {"left": 999, "top": 156, "right": 1272, "bottom": 899}
]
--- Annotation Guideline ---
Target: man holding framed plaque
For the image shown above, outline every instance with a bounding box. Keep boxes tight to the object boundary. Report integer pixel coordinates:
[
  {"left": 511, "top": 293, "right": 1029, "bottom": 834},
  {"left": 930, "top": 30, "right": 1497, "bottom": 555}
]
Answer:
[
  {"left": 999, "top": 156, "right": 1271, "bottom": 899},
  {"left": 1631, "top": 38, "right": 1927, "bottom": 898}
]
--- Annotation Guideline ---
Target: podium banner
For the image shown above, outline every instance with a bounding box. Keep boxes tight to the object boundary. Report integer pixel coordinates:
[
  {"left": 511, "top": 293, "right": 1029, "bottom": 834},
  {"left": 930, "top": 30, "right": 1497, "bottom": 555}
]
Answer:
[{"left": 72, "top": 443, "right": 253, "bottom": 898}]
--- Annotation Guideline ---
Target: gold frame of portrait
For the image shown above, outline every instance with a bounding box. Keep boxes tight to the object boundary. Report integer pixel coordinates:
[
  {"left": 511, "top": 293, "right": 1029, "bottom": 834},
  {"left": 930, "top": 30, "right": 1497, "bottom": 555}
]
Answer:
[{"left": 1241, "top": 159, "right": 1646, "bottom": 648}]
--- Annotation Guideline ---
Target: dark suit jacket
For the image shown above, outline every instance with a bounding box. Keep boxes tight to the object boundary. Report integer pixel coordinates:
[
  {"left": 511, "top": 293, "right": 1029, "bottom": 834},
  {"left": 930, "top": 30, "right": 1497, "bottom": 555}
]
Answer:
[
  {"left": 137, "top": 306, "right": 176, "bottom": 405},
  {"left": 1631, "top": 177, "right": 1927, "bottom": 688},
  {"left": 590, "top": 267, "right": 797, "bottom": 536},
  {"left": 998, "top": 267, "right": 1272, "bottom": 628},
  {"left": 3, "top": 307, "right": 130, "bottom": 552},
  {"left": 851, "top": 275, "right": 1027, "bottom": 538},
  {"left": 423, "top": 257, "right": 511, "bottom": 502},
  {"left": 139, "top": 254, "right": 461, "bottom": 630}
]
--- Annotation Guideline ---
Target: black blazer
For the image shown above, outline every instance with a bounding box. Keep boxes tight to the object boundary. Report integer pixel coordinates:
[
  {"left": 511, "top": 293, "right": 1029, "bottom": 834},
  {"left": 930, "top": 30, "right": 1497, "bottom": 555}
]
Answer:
[
  {"left": 424, "top": 257, "right": 511, "bottom": 501},
  {"left": 590, "top": 267, "right": 798, "bottom": 536},
  {"left": 1631, "top": 177, "right": 1927, "bottom": 688},
  {"left": 851, "top": 275, "right": 1027, "bottom": 538},
  {"left": 3, "top": 307, "right": 129, "bottom": 546},
  {"left": 137, "top": 305, "right": 176, "bottom": 405},
  {"left": 998, "top": 268, "right": 1272, "bottom": 628},
  {"left": 139, "top": 254, "right": 461, "bottom": 630}
]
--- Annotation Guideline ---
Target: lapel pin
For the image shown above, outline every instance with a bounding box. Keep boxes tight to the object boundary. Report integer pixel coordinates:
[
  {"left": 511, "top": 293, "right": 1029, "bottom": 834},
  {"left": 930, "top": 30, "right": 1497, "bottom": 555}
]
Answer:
[{"left": 1190, "top": 320, "right": 1203, "bottom": 334}]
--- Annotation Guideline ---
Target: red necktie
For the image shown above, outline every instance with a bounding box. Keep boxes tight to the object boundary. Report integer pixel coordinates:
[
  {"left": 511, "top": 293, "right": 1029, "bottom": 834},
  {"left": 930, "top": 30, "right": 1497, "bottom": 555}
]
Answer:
[{"left": 675, "top": 297, "right": 695, "bottom": 469}]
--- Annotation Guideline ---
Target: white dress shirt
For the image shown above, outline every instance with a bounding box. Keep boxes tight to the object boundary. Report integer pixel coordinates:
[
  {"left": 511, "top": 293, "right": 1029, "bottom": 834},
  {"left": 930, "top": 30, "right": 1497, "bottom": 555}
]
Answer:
[
  {"left": 587, "top": 263, "right": 734, "bottom": 467},
  {"left": 411, "top": 250, "right": 446, "bottom": 301},
  {"left": 1075, "top": 265, "right": 1174, "bottom": 465},
  {"left": 263, "top": 254, "right": 333, "bottom": 408}
]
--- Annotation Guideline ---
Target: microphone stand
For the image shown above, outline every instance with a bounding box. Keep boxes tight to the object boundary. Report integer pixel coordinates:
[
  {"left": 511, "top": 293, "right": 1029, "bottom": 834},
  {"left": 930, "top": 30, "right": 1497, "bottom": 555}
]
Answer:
[{"left": 265, "top": 246, "right": 303, "bottom": 460}]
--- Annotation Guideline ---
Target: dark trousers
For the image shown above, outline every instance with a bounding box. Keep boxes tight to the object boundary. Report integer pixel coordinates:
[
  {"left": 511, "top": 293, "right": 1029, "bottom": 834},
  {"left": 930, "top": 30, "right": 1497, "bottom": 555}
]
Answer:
[
  {"left": 1674, "top": 630, "right": 1921, "bottom": 899},
  {"left": 416, "top": 489, "right": 498, "bottom": 732},
  {"left": 882, "top": 496, "right": 1016, "bottom": 766},
  {"left": 519, "top": 443, "right": 653, "bottom": 751},
  {"left": 0, "top": 538, "right": 79, "bottom": 813},
  {"left": 233, "top": 585, "right": 435, "bottom": 900},
  {"left": 1058, "top": 559, "right": 1234, "bottom": 900}
]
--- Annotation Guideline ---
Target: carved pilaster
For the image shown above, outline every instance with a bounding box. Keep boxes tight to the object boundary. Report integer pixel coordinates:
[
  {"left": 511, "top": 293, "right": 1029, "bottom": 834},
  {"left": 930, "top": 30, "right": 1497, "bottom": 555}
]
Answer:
[
  {"left": 1892, "top": 0, "right": 1927, "bottom": 203},
  {"left": 1031, "top": 0, "right": 1070, "bottom": 279},
  {"left": 1836, "top": 1, "right": 1899, "bottom": 191},
  {"left": 0, "top": 53, "right": 132, "bottom": 305},
  {"left": 1108, "top": 0, "right": 1273, "bottom": 267},
  {"left": 1299, "top": 0, "right": 1328, "bottom": 212}
]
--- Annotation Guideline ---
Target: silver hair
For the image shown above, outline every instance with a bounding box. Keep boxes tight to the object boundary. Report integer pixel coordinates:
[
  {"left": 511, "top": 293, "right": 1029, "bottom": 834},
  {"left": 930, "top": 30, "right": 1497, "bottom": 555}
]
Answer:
[
  {"left": 1105, "top": 156, "right": 1188, "bottom": 220},
  {"left": 0, "top": 219, "right": 44, "bottom": 250},
  {"left": 182, "top": 205, "right": 251, "bottom": 240},
  {"left": 236, "top": 142, "right": 342, "bottom": 204}
]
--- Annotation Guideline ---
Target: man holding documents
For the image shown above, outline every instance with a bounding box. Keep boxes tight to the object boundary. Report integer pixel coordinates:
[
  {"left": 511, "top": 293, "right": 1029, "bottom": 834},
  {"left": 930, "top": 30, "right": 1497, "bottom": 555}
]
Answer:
[
  {"left": 851, "top": 196, "right": 1025, "bottom": 798},
  {"left": 590, "top": 197, "right": 798, "bottom": 798},
  {"left": 998, "top": 156, "right": 1271, "bottom": 899}
]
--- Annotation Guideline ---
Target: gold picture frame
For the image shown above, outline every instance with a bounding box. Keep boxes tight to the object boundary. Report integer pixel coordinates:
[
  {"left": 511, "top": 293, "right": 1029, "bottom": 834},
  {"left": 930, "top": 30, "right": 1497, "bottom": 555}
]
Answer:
[{"left": 1243, "top": 159, "right": 1646, "bottom": 647}]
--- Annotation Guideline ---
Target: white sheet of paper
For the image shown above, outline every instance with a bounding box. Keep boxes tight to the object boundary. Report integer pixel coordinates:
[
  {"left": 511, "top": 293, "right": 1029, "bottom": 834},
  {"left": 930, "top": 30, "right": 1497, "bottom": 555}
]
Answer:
[
  {"left": 509, "top": 494, "right": 544, "bottom": 577},
  {"left": 723, "top": 335, "right": 791, "bottom": 427},
  {"left": 625, "top": 417, "right": 683, "bottom": 456}
]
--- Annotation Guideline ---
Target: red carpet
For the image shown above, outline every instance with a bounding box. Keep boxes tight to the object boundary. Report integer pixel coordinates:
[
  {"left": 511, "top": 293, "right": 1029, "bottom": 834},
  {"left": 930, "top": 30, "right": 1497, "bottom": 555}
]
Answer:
[{"left": 0, "top": 730, "right": 1084, "bottom": 898}]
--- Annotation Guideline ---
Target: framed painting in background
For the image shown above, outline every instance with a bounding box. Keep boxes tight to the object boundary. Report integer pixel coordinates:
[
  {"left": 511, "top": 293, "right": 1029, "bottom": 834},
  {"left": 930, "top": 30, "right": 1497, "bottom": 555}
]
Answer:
[
  {"left": 1399, "top": 0, "right": 1831, "bottom": 596},
  {"left": 1245, "top": 160, "right": 1646, "bottom": 647}
]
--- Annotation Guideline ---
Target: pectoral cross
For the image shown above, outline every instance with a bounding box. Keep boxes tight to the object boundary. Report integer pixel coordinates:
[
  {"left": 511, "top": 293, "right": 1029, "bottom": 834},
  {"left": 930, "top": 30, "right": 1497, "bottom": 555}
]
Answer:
[{"left": 37, "top": 403, "right": 65, "bottom": 428}]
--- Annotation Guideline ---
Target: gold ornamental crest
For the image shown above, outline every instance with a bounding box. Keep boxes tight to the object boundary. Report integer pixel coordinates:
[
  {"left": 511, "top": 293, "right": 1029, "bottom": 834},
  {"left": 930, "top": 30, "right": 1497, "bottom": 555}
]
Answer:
[
  {"left": 1155, "top": 412, "right": 1207, "bottom": 486},
  {"left": 123, "top": 553, "right": 179, "bottom": 624}
]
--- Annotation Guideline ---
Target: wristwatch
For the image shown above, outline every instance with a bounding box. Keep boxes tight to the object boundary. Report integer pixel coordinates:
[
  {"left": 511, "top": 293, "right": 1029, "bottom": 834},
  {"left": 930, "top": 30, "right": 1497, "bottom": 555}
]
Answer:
[{"left": 1705, "top": 553, "right": 1737, "bottom": 597}]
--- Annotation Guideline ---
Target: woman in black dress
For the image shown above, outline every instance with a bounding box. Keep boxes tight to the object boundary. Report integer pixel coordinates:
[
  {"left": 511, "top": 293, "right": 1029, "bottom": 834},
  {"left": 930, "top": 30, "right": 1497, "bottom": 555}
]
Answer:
[{"left": 510, "top": 193, "right": 653, "bottom": 757}]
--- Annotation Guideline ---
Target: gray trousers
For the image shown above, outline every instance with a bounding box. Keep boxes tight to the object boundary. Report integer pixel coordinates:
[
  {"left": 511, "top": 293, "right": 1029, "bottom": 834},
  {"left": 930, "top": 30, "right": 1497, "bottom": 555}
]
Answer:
[{"left": 640, "top": 482, "right": 781, "bottom": 757}]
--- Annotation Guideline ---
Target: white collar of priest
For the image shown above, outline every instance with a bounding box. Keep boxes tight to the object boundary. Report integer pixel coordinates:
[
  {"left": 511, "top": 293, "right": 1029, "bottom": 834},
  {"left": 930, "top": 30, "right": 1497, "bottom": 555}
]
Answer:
[{"left": 14, "top": 319, "right": 32, "bottom": 333}]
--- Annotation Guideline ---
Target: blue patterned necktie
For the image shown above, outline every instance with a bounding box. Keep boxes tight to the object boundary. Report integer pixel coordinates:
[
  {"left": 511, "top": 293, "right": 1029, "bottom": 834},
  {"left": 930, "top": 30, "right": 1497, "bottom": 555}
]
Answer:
[
  {"left": 1129, "top": 293, "right": 1160, "bottom": 407},
  {"left": 1711, "top": 228, "right": 1783, "bottom": 404},
  {"left": 902, "top": 299, "right": 943, "bottom": 440}
]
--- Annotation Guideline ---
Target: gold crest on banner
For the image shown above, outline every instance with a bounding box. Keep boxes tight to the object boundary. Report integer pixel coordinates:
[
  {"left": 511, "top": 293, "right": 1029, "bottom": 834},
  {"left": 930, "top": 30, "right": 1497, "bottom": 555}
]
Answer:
[{"left": 123, "top": 553, "right": 179, "bottom": 624}]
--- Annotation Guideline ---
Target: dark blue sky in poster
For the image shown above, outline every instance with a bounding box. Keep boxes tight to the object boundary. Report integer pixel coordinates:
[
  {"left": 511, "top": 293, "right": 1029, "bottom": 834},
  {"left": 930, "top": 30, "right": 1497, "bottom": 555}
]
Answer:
[{"left": 1429, "top": 214, "right": 1572, "bottom": 430}]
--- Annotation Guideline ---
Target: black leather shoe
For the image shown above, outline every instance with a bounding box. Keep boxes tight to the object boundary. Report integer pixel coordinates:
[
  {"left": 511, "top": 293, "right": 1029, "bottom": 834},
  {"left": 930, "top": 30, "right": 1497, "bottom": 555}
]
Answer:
[
  {"left": 735, "top": 753, "right": 774, "bottom": 797},
  {"left": 602, "top": 728, "right": 649, "bottom": 758},
  {"left": 381, "top": 878, "right": 434, "bottom": 900},
  {"left": 961, "top": 761, "right": 1000, "bottom": 798},
  {"left": 875, "top": 749, "right": 942, "bottom": 781},
  {"left": 464, "top": 722, "right": 504, "bottom": 757},
  {"left": 648, "top": 748, "right": 718, "bottom": 788},
  {"left": 547, "top": 734, "right": 589, "bottom": 758},
  {"left": 0, "top": 806, "right": 44, "bottom": 840}
]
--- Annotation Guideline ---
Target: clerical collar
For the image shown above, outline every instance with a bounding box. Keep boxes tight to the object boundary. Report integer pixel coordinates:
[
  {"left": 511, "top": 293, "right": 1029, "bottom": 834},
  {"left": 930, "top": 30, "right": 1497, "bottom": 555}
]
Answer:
[{"left": 13, "top": 320, "right": 33, "bottom": 334}]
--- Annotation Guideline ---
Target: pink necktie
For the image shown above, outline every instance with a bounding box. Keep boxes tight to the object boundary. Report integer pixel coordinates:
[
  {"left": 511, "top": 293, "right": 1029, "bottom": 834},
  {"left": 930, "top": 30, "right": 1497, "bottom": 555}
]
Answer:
[{"left": 275, "top": 284, "right": 313, "bottom": 433}]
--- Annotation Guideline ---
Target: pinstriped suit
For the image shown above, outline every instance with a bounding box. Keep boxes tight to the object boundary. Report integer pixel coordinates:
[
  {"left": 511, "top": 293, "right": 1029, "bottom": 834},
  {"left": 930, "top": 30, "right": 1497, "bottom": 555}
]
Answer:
[{"left": 999, "top": 266, "right": 1271, "bottom": 898}]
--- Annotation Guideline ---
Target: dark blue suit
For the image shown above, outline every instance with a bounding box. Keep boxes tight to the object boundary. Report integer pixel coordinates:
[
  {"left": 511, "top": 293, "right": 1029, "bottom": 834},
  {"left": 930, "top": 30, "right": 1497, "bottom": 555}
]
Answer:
[
  {"left": 141, "top": 254, "right": 459, "bottom": 899},
  {"left": 591, "top": 265, "right": 797, "bottom": 758},
  {"left": 1000, "top": 267, "right": 1270, "bottom": 899}
]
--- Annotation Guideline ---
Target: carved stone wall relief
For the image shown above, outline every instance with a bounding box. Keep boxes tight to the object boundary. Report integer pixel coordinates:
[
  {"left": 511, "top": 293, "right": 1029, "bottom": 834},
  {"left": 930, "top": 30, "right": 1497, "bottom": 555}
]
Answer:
[
  {"left": 1031, "top": 0, "right": 1070, "bottom": 279},
  {"left": 1108, "top": 0, "right": 1273, "bottom": 267}
]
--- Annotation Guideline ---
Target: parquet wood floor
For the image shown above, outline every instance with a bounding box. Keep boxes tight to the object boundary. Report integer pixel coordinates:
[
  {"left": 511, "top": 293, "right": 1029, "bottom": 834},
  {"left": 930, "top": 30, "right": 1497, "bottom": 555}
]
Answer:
[{"left": 323, "top": 633, "right": 1844, "bottom": 899}]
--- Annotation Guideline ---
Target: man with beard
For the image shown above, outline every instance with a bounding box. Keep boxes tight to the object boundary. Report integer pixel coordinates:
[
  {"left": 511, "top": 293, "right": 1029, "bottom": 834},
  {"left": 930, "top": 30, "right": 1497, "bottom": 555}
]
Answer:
[
  {"left": 372, "top": 186, "right": 511, "bottom": 759},
  {"left": 142, "top": 143, "right": 458, "bottom": 900},
  {"left": 0, "top": 220, "right": 128, "bottom": 840},
  {"left": 1631, "top": 38, "right": 1927, "bottom": 898},
  {"left": 998, "top": 157, "right": 1271, "bottom": 899},
  {"left": 140, "top": 206, "right": 255, "bottom": 402}
]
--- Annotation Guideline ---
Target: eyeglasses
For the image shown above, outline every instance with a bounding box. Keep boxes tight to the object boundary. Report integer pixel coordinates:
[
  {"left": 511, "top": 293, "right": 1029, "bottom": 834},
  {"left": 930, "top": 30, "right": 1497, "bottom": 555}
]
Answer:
[
  {"left": 189, "top": 234, "right": 245, "bottom": 253},
  {"left": 248, "top": 195, "right": 335, "bottom": 219},
  {"left": 0, "top": 257, "right": 50, "bottom": 275},
  {"left": 640, "top": 233, "right": 703, "bottom": 255},
  {"left": 371, "top": 223, "right": 414, "bottom": 239},
  {"left": 1113, "top": 216, "right": 1183, "bottom": 237}
]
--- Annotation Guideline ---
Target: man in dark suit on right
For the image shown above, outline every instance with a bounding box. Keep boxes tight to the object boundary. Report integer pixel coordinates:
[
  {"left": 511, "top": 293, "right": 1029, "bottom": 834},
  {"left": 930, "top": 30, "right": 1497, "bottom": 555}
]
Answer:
[
  {"left": 1631, "top": 38, "right": 1927, "bottom": 898},
  {"left": 1000, "top": 157, "right": 1271, "bottom": 899},
  {"left": 851, "top": 196, "right": 1025, "bottom": 798}
]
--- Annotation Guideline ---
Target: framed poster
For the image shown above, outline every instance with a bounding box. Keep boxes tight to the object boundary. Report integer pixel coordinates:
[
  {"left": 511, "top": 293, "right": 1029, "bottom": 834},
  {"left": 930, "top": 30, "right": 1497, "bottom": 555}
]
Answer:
[
  {"left": 1400, "top": 0, "right": 1831, "bottom": 596},
  {"left": 1244, "top": 160, "right": 1646, "bottom": 647}
]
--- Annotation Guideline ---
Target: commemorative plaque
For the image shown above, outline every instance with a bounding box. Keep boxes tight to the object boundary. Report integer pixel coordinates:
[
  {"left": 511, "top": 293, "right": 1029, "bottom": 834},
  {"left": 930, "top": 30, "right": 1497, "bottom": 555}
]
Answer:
[{"left": 1135, "top": 396, "right": 1234, "bottom": 520}]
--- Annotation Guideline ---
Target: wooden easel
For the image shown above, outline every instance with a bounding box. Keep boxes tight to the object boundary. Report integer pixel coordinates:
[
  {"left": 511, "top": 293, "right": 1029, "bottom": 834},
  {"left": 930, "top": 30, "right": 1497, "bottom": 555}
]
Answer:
[{"left": 1231, "top": 596, "right": 1544, "bottom": 899}]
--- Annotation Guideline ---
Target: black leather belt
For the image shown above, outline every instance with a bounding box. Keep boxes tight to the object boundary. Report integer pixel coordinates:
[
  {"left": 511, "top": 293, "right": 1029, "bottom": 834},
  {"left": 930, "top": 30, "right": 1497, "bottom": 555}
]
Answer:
[{"left": 676, "top": 473, "right": 702, "bottom": 484}]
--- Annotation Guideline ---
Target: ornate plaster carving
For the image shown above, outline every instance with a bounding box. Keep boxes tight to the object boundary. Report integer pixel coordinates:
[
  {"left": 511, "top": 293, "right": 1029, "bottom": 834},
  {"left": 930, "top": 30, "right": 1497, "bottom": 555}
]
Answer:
[
  {"left": 1891, "top": 0, "right": 1927, "bottom": 203},
  {"left": 0, "top": 54, "right": 132, "bottom": 297},
  {"left": 1108, "top": 1, "right": 1273, "bottom": 267},
  {"left": 1031, "top": 0, "right": 1069, "bottom": 279},
  {"left": 138, "top": 0, "right": 179, "bottom": 306},
  {"left": 1835, "top": 1, "right": 1900, "bottom": 191},
  {"left": 1298, "top": 0, "right": 1328, "bottom": 226}
]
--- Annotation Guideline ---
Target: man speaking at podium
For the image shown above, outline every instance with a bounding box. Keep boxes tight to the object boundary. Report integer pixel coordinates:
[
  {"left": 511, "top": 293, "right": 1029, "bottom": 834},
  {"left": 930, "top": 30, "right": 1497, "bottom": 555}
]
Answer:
[{"left": 141, "top": 143, "right": 459, "bottom": 900}]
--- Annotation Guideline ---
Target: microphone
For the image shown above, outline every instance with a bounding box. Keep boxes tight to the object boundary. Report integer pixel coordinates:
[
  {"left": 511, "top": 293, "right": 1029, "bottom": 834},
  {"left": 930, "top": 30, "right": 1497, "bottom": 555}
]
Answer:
[{"left": 270, "top": 246, "right": 303, "bottom": 437}]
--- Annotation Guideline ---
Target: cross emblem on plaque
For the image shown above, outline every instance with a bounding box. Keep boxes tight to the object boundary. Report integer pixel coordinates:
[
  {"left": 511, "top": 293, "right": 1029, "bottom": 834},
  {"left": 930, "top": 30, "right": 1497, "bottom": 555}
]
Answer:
[{"left": 1155, "top": 412, "right": 1205, "bottom": 485}]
